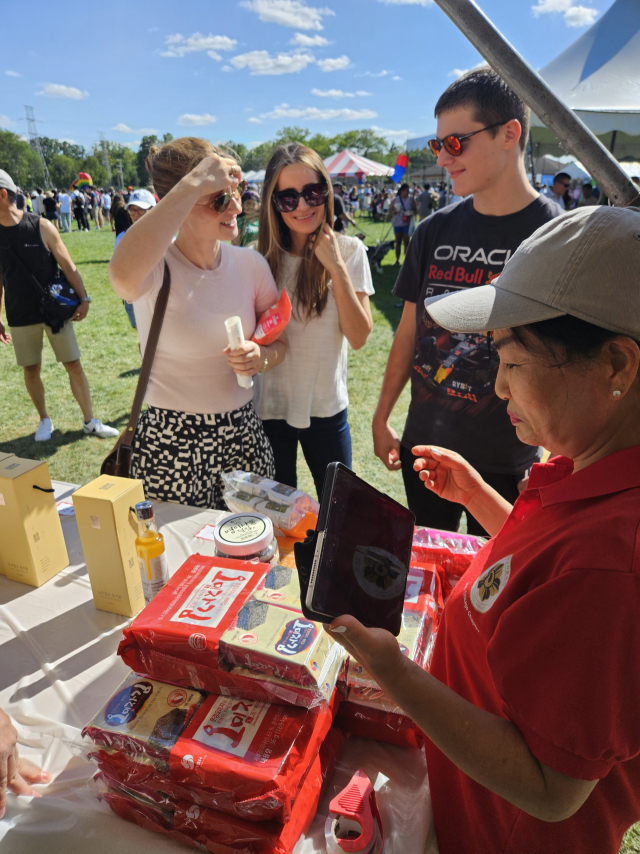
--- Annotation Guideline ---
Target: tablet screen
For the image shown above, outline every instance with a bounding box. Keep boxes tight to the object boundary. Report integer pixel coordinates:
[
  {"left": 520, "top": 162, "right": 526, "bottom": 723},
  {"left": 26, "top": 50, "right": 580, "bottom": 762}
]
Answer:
[{"left": 311, "top": 467, "right": 414, "bottom": 632}]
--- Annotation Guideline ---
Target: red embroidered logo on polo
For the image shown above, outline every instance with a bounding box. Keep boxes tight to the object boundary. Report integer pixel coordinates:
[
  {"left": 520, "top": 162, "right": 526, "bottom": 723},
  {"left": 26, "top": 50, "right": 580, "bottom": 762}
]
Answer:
[{"left": 469, "top": 555, "right": 513, "bottom": 614}]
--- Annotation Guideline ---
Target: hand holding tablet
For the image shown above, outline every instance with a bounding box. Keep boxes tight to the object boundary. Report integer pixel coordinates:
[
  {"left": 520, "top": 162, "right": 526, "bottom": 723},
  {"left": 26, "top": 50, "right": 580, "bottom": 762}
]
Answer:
[{"left": 294, "top": 464, "right": 415, "bottom": 636}]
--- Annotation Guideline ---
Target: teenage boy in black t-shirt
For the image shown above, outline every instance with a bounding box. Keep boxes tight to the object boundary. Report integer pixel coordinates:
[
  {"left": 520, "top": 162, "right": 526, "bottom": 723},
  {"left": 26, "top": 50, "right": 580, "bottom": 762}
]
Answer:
[{"left": 372, "top": 69, "right": 561, "bottom": 535}]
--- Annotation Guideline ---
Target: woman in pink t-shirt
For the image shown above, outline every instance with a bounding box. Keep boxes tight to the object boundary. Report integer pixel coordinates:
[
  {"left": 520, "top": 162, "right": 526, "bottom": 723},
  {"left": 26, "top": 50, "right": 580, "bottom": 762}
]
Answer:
[{"left": 108, "top": 137, "right": 287, "bottom": 508}]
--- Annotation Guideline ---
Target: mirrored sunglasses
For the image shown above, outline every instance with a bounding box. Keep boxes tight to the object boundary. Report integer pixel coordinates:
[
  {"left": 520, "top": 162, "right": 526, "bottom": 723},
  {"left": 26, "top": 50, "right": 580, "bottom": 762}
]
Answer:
[
  {"left": 427, "top": 121, "right": 509, "bottom": 158},
  {"left": 273, "top": 182, "right": 329, "bottom": 213}
]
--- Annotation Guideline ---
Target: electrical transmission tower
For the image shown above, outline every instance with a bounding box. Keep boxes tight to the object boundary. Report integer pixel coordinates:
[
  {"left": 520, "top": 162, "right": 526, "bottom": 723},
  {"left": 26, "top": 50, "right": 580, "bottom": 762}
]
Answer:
[
  {"left": 98, "top": 132, "right": 112, "bottom": 184},
  {"left": 24, "top": 105, "right": 52, "bottom": 190}
]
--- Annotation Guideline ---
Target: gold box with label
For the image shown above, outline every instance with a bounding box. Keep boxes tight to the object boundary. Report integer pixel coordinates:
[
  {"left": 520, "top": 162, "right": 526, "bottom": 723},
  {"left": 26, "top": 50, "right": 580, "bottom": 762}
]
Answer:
[
  {"left": 0, "top": 457, "right": 68, "bottom": 584},
  {"left": 72, "top": 475, "right": 146, "bottom": 616}
]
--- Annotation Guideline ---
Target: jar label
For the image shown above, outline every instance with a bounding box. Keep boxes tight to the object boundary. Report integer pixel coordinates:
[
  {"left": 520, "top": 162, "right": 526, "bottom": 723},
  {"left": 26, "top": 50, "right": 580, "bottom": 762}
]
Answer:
[{"left": 218, "top": 516, "right": 266, "bottom": 544}]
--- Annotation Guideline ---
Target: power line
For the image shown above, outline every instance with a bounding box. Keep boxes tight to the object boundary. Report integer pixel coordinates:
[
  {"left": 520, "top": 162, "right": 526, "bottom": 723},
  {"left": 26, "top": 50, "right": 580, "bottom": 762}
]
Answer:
[{"left": 24, "top": 105, "right": 52, "bottom": 190}]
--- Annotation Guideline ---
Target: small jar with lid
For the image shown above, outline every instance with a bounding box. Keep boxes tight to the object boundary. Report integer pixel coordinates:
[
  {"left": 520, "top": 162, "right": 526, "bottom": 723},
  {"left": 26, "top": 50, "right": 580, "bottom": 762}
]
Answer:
[{"left": 213, "top": 512, "right": 279, "bottom": 565}]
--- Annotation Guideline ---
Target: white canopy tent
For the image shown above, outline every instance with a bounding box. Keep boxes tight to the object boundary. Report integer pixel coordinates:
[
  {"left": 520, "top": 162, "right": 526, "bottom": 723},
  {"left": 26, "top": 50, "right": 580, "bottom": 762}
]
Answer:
[{"left": 531, "top": 0, "right": 640, "bottom": 161}]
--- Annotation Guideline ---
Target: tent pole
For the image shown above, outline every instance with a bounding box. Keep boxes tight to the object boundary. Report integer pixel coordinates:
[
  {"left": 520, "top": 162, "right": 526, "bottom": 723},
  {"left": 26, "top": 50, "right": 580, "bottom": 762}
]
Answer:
[
  {"left": 432, "top": 0, "right": 639, "bottom": 207},
  {"left": 609, "top": 130, "right": 618, "bottom": 157}
]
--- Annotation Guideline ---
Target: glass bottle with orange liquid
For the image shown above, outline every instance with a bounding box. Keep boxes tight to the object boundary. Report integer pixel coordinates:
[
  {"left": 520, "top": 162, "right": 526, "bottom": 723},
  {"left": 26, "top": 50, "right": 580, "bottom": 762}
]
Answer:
[{"left": 134, "top": 501, "right": 169, "bottom": 604}]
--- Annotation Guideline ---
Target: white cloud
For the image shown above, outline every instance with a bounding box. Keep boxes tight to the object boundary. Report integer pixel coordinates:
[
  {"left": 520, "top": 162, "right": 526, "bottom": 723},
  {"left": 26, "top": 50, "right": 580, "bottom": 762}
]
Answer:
[
  {"left": 177, "top": 113, "right": 216, "bottom": 127},
  {"left": 241, "top": 0, "right": 334, "bottom": 31},
  {"left": 230, "top": 50, "right": 315, "bottom": 75},
  {"left": 371, "top": 125, "right": 412, "bottom": 143},
  {"left": 5, "top": 70, "right": 21, "bottom": 78},
  {"left": 378, "top": 0, "right": 432, "bottom": 4},
  {"left": 161, "top": 33, "right": 237, "bottom": 58},
  {"left": 532, "top": 0, "right": 598, "bottom": 27},
  {"left": 317, "top": 55, "right": 351, "bottom": 72},
  {"left": 312, "top": 88, "right": 371, "bottom": 97},
  {"left": 36, "top": 83, "right": 88, "bottom": 99},
  {"left": 448, "top": 61, "right": 488, "bottom": 78},
  {"left": 248, "top": 117, "right": 262, "bottom": 123},
  {"left": 113, "top": 123, "right": 158, "bottom": 134},
  {"left": 291, "top": 32, "right": 329, "bottom": 46},
  {"left": 222, "top": 65, "right": 233, "bottom": 72},
  {"left": 392, "top": 75, "right": 402, "bottom": 80},
  {"left": 260, "top": 102, "right": 377, "bottom": 121},
  {"left": 125, "top": 140, "right": 142, "bottom": 149},
  {"left": 60, "top": 138, "right": 76, "bottom": 144},
  {"left": 363, "top": 69, "right": 389, "bottom": 77},
  {"left": 177, "top": 113, "right": 217, "bottom": 126},
  {"left": 0, "top": 114, "right": 15, "bottom": 127}
]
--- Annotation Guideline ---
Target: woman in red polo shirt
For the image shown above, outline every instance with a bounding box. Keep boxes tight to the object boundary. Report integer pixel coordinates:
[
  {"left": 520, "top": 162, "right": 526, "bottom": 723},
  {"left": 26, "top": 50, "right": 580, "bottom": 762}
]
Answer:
[{"left": 329, "top": 206, "right": 640, "bottom": 854}]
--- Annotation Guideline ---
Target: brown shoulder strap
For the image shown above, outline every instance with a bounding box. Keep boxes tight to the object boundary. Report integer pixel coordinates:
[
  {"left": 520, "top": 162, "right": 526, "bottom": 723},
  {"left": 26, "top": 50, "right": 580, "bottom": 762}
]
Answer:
[{"left": 120, "top": 261, "right": 171, "bottom": 448}]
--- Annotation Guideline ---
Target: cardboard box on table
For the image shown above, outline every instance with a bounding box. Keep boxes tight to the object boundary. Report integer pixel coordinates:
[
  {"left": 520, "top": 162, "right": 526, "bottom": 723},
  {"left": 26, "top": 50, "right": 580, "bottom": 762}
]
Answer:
[
  {"left": 0, "top": 452, "right": 15, "bottom": 464},
  {"left": 72, "top": 475, "right": 146, "bottom": 617},
  {"left": 0, "top": 456, "right": 68, "bottom": 584}
]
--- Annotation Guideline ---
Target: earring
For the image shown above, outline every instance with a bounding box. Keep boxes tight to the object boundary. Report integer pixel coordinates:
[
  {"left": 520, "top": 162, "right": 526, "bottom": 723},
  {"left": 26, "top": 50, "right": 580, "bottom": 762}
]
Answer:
[{"left": 613, "top": 390, "right": 622, "bottom": 398}]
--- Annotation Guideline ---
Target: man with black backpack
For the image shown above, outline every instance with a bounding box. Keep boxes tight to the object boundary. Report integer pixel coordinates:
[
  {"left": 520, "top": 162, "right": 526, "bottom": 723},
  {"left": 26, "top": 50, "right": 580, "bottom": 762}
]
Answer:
[
  {"left": 72, "top": 190, "right": 89, "bottom": 232},
  {"left": 0, "top": 169, "right": 118, "bottom": 442}
]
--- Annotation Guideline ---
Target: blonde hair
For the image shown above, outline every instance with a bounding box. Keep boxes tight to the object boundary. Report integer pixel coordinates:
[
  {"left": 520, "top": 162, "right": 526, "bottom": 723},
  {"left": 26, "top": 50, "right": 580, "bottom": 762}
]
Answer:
[
  {"left": 145, "top": 137, "right": 237, "bottom": 199},
  {"left": 257, "top": 143, "right": 334, "bottom": 320}
]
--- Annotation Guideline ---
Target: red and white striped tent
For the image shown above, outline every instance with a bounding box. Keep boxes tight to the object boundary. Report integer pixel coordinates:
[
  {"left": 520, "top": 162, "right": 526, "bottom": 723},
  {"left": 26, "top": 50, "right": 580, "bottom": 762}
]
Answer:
[{"left": 323, "top": 149, "right": 393, "bottom": 178}]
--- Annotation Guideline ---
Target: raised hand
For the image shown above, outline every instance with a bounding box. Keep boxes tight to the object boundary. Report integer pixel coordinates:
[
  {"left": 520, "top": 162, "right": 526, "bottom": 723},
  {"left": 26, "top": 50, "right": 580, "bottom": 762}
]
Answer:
[
  {"left": 308, "top": 222, "right": 343, "bottom": 274},
  {"left": 411, "top": 445, "right": 486, "bottom": 508},
  {"left": 184, "top": 154, "right": 241, "bottom": 200}
]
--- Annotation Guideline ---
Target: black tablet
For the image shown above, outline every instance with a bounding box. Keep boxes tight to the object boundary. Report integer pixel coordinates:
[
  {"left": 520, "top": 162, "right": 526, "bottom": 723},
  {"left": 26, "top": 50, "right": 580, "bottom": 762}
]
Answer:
[{"left": 294, "top": 463, "right": 415, "bottom": 636}]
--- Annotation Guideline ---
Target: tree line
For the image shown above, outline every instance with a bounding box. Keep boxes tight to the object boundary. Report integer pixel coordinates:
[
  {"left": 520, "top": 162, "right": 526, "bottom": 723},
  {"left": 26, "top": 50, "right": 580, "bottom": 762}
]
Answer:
[{"left": 0, "top": 124, "right": 436, "bottom": 191}]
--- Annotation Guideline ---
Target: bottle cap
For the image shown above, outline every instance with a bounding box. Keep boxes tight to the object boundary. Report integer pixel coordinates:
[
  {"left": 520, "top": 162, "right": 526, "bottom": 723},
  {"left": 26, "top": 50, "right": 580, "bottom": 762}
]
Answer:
[
  {"left": 135, "top": 501, "right": 155, "bottom": 521},
  {"left": 214, "top": 512, "right": 274, "bottom": 557}
]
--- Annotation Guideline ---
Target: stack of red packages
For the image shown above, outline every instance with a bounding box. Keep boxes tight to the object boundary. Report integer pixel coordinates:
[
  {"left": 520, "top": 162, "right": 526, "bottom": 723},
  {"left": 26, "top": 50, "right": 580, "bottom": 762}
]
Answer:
[
  {"left": 411, "top": 527, "right": 486, "bottom": 614},
  {"left": 118, "top": 555, "right": 345, "bottom": 709},
  {"left": 83, "top": 673, "right": 340, "bottom": 824},
  {"left": 336, "top": 590, "right": 435, "bottom": 749},
  {"left": 94, "top": 715, "right": 346, "bottom": 853}
]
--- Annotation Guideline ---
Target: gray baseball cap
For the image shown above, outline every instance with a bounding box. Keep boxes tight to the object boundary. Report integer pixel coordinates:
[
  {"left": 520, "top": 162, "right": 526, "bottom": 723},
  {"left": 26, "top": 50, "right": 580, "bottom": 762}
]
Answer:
[
  {"left": 0, "top": 169, "right": 17, "bottom": 193},
  {"left": 425, "top": 205, "right": 640, "bottom": 339}
]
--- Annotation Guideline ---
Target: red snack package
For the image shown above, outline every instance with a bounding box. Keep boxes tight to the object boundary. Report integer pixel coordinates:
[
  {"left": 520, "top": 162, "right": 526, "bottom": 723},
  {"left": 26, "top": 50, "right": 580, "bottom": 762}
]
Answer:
[
  {"left": 82, "top": 673, "right": 206, "bottom": 758},
  {"left": 118, "top": 555, "right": 342, "bottom": 709},
  {"left": 86, "top": 675, "right": 339, "bottom": 823},
  {"left": 336, "top": 698, "right": 424, "bottom": 750},
  {"left": 411, "top": 527, "right": 486, "bottom": 601},
  {"left": 251, "top": 290, "right": 292, "bottom": 347},
  {"left": 100, "top": 726, "right": 347, "bottom": 853}
]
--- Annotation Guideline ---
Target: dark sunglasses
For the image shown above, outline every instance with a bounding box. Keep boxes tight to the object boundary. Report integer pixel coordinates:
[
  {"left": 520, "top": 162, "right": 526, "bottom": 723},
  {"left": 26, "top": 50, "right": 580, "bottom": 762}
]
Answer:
[
  {"left": 199, "top": 180, "right": 248, "bottom": 213},
  {"left": 273, "top": 181, "right": 329, "bottom": 213},
  {"left": 428, "top": 121, "right": 510, "bottom": 158}
]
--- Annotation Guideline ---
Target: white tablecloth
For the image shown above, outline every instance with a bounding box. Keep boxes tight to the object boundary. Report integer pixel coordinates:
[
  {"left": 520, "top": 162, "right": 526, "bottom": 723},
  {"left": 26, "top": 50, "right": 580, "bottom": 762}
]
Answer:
[{"left": 0, "top": 482, "right": 435, "bottom": 853}]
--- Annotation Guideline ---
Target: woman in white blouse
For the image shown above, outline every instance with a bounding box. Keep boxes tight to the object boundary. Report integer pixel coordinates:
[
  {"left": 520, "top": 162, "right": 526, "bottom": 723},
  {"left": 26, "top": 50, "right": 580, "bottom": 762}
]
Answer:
[
  {"left": 108, "top": 137, "right": 286, "bottom": 508},
  {"left": 256, "top": 143, "right": 374, "bottom": 496}
]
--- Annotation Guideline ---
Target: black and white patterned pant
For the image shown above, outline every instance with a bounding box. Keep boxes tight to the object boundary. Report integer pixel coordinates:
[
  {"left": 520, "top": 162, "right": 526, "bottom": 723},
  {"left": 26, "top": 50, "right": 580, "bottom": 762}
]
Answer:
[{"left": 131, "top": 403, "right": 275, "bottom": 509}]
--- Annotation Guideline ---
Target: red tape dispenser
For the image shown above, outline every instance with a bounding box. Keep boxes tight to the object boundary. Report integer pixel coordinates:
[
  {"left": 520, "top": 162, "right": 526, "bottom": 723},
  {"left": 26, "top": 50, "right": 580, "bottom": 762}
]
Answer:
[{"left": 324, "top": 768, "right": 384, "bottom": 854}]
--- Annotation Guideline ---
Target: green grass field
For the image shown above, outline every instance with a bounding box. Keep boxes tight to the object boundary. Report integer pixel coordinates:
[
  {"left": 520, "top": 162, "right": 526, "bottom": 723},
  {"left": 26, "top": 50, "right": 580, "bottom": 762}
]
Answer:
[{"left": 2, "top": 217, "right": 639, "bottom": 854}]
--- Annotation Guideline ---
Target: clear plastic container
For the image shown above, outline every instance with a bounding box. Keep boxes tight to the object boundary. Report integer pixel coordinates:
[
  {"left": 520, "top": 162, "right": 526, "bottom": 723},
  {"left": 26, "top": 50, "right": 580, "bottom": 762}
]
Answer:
[{"left": 213, "top": 512, "right": 279, "bottom": 565}]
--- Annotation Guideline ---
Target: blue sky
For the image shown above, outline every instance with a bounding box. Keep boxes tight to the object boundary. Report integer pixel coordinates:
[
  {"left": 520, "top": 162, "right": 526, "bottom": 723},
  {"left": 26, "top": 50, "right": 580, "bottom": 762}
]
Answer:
[{"left": 1, "top": 0, "right": 606, "bottom": 152}]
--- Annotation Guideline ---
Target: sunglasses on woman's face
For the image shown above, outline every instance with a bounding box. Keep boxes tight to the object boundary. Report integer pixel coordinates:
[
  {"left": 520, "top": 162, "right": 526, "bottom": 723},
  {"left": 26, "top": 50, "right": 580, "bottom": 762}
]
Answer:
[
  {"left": 273, "top": 182, "right": 329, "bottom": 213},
  {"left": 427, "top": 121, "right": 509, "bottom": 158},
  {"left": 201, "top": 180, "right": 247, "bottom": 213}
]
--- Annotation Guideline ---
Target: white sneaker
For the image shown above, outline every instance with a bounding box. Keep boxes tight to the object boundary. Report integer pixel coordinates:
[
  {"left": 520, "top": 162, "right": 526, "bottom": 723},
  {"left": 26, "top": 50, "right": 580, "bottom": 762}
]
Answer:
[
  {"left": 35, "top": 417, "right": 53, "bottom": 442},
  {"left": 83, "top": 418, "right": 119, "bottom": 439}
]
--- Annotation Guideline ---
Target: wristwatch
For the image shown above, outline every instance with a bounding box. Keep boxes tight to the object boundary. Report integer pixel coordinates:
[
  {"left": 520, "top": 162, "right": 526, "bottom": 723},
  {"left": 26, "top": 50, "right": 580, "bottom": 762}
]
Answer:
[{"left": 81, "top": 296, "right": 91, "bottom": 303}]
